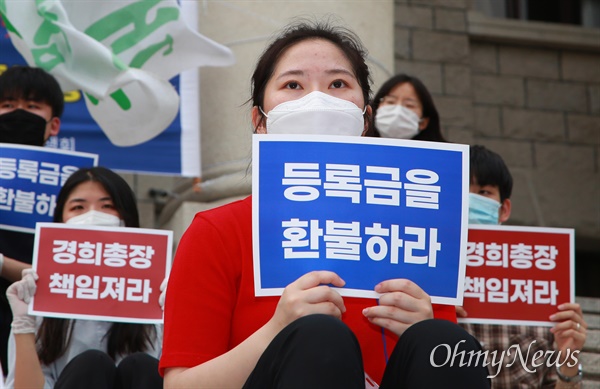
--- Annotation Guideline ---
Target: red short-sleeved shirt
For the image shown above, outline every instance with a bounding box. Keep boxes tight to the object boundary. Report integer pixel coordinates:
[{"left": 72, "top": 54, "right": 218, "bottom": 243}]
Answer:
[{"left": 160, "top": 196, "right": 456, "bottom": 383}]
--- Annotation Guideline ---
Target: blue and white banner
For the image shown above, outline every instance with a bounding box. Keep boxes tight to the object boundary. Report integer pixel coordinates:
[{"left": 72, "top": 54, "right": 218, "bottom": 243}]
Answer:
[
  {"left": 0, "top": 143, "right": 98, "bottom": 233},
  {"left": 0, "top": 0, "right": 234, "bottom": 176},
  {"left": 252, "top": 135, "right": 469, "bottom": 305}
]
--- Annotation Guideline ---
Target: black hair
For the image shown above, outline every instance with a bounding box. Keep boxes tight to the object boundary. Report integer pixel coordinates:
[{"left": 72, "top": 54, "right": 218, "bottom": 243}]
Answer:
[
  {"left": 52, "top": 167, "right": 139, "bottom": 227},
  {"left": 38, "top": 167, "right": 156, "bottom": 364},
  {"left": 369, "top": 73, "right": 445, "bottom": 142},
  {"left": 470, "top": 145, "right": 513, "bottom": 202},
  {"left": 0, "top": 65, "right": 64, "bottom": 118},
  {"left": 250, "top": 19, "right": 372, "bottom": 132}
]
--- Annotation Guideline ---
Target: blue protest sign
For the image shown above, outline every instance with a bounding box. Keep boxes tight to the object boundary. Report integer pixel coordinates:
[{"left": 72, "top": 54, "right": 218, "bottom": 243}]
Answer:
[
  {"left": 0, "top": 144, "right": 98, "bottom": 233},
  {"left": 252, "top": 134, "right": 469, "bottom": 305}
]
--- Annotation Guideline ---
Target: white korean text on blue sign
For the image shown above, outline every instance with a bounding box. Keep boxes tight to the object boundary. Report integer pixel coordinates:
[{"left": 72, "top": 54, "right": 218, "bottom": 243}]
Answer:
[
  {"left": 252, "top": 135, "right": 469, "bottom": 305},
  {"left": 0, "top": 144, "right": 98, "bottom": 233}
]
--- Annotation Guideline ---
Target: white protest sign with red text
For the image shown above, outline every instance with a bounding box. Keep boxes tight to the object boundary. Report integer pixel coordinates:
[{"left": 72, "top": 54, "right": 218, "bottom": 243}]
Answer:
[
  {"left": 458, "top": 224, "right": 574, "bottom": 326},
  {"left": 31, "top": 223, "right": 172, "bottom": 324}
]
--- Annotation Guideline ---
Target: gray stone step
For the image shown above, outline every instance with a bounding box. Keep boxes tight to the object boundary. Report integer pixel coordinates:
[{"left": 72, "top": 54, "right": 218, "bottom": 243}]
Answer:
[
  {"left": 584, "top": 329, "right": 600, "bottom": 353},
  {"left": 583, "top": 381, "right": 600, "bottom": 389},
  {"left": 578, "top": 297, "right": 600, "bottom": 314},
  {"left": 586, "top": 314, "right": 600, "bottom": 330},
  {"left": 577, "top": 297, "right": 600, "bottom": 388},
  {"left": 581, "top": 351, "right": 600, "bottom": 377},
  {"left": 578, "top": 296, "right": 600, "bottom": 330}
]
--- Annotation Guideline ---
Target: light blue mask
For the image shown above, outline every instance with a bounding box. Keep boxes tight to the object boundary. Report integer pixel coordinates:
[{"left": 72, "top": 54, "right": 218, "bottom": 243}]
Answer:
[{"left": 468, "top": 193, "right": 501, "bottom": 225}]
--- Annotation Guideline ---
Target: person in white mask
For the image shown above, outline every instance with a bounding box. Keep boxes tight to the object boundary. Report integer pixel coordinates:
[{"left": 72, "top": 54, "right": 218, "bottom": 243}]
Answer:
[
  {"left": 257, "top": 91, "right": 367, "bottom": 136},
  {"left": 4, "top": 167, "right": 165, "bottom": 389},
  {"left": 460, "top": 145, "right": 587, "bottom": 388},
  {"left": 250, "top": 34, "right": 372, "bottom": 137},
  {"left": 161, "top": 20, "right": 490, "bottom": 389},
  {"left": 467, "top": 145, "right": 512, "bottom": 226},
  {"left": 369, "top": 73, "right": 446, "bottom": 142}
]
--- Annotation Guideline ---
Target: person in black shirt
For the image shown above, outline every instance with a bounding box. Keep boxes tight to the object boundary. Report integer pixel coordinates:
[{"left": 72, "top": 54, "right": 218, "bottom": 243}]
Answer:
[{"left": 0, "top": 65, "right": 64, "bottom": 374}]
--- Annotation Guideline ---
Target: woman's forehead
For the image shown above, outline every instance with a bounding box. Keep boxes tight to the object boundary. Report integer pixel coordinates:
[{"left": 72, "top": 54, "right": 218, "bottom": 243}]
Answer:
[
  {"left": 388, "top": 82, "right": 418, "bottom": 99},
  {"left": 273, "top": 39, "right": 353, "bottom": 75},
  {"left": 67, "top": 181, "right": 111, "bottom": 200}
]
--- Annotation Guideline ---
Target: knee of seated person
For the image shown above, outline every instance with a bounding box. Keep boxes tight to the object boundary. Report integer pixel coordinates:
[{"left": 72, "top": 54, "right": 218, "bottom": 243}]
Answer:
[
  {"left": 290, "top": 314, "right": 354, "bottom": 343},
  {"left": 118, "top": 352, "right": 157, "bottom": 370},
  {"left": 74, "top": 349, "right": 113, "bottom": 365},
  {"left": 284, "top": 314, "right": 362, "bottom": 364},
  {"left": 67, "top": 349, "right": 114, "bottom": 374},
  {"left": 291, "top": 314, "right": 350, "bottom": 337},
  {"left": 56, "top": 349, "right": 116, "bottom": 386}
]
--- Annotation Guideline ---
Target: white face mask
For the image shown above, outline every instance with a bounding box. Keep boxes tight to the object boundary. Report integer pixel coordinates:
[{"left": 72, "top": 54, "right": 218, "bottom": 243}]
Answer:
[
  {"left": 65, "top": 210, "right": 124, "bottom": 227},
  {"left": 375, "top": 105, "right": 420, "bottom": 139},
  {"left": 261, "top": 91, "right": 366, "bottom": 136},
  {"left": 468, "top": 193, "right": 501, "bottom": 225}
]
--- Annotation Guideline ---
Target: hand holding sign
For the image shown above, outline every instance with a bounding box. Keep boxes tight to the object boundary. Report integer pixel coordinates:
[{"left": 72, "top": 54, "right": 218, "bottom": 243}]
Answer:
[
  {"left": 362, "top": 279, "right": 434, "bottom": 337},
  {"left": 5, "top": 268, "right": 38, "bottom": 334},
  {"left": 273, "top": 271, "right": 346, "bottom": 330},
  {"left": 550, "top": 303, "right": 588, "bottom": 356}
]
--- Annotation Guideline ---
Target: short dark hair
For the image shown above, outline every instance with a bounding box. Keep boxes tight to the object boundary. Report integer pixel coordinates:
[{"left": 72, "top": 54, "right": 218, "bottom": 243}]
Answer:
[
  {"left": 53, "top": 166, "right": 139, "bottom": 227},
  {"left": 369, "top": 73, "right": 445, "bottom": 142},
  {"left": 0, "top": 65, "right": 64, "bottom": 118},
  {"left": 470, "top": 145, "right": 513, "bottom": 202},
  {"left": 251, "top": 19, "right": 372, "bottom": 131}
]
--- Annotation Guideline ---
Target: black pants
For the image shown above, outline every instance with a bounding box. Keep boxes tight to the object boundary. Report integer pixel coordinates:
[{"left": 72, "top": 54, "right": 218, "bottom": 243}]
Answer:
[
  {"left": 54, "top": 350, "right": 163, "bottom": 389},
  {"left": 244, "top": 314, "right": 491, "bottom": 389}
]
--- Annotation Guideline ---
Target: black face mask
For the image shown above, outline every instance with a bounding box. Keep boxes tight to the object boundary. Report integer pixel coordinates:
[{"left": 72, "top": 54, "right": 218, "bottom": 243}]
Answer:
[{"left": 0, "top": 109, "right": 48, "bottom": 146}]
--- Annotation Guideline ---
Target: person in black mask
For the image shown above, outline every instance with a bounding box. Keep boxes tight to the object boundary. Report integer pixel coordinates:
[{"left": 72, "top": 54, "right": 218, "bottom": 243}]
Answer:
[
  {"left": 0, "top": 66, "right": 63, "bottom": 146},
  {"left": 0, "top": 65, "right": 64, "bottom": 375}
]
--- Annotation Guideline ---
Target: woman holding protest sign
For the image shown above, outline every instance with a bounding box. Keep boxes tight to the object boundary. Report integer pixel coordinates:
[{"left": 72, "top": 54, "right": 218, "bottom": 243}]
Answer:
[
  {"left": 160, "top": 20, "right": 490, "bottom": 388},
  {"left": 4, "top": 167, "right": 164, "bottom": 389},
  {"left": 368, "top": 73, "right": 446, "bottom": 142}
]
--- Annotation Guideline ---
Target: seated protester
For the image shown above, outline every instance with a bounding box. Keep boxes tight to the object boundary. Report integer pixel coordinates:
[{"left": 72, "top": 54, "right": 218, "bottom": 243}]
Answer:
[
  {"left": 5, "top": 167, "right": 164, "bottom": 389},
  {"left": 160, "top": 20, "right": 490, "bottom": 389},
  {"left": 0, "top": 65, "right": 64, "bottom": 374},
  {"left": 461, "top": 145, "right": 587, "bottom": 388}
]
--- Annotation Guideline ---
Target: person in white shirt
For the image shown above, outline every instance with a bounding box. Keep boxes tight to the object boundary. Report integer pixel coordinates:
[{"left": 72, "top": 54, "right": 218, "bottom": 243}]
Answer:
[{"left": 5, "top": 167, "right": 164, "bottom": 389}]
